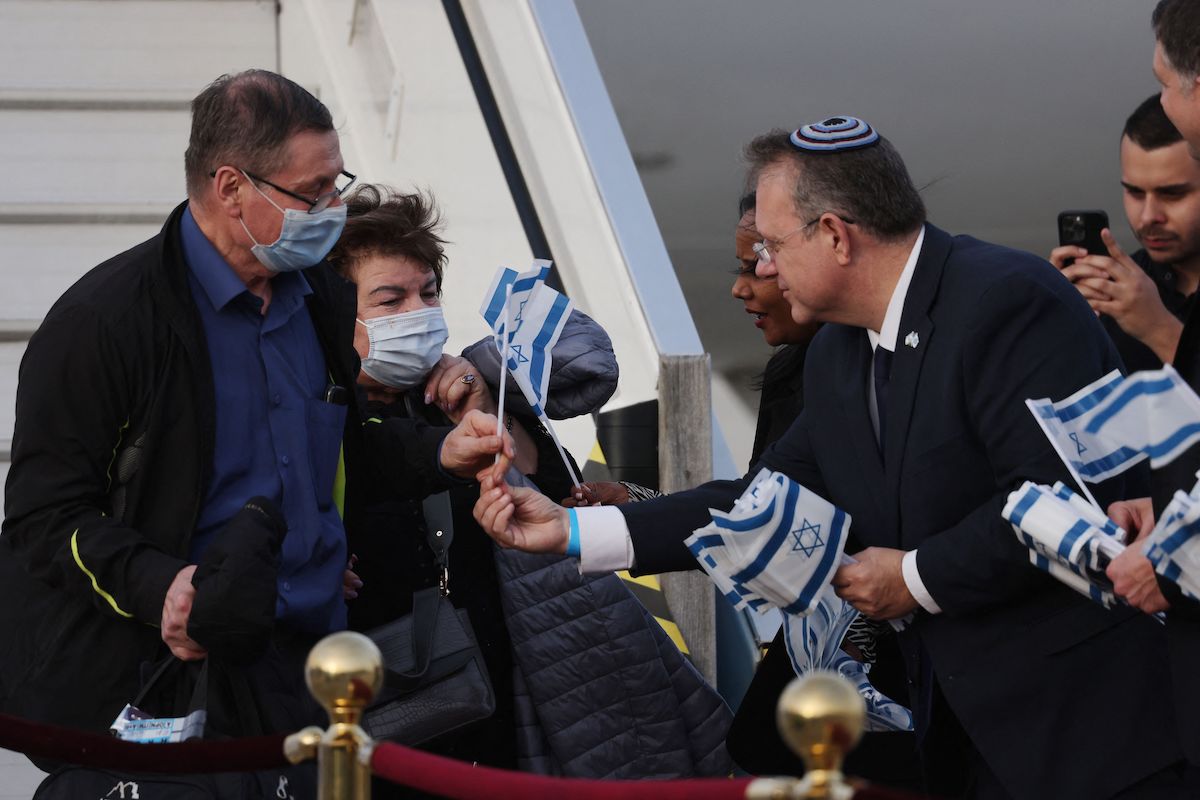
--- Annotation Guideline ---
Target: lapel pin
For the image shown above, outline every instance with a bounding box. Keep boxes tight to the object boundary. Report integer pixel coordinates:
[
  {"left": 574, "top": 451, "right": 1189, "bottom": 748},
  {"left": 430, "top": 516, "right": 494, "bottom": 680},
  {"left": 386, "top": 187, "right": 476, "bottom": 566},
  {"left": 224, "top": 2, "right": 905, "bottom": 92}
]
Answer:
[{"left": 904, "top": 331, "right": 920, "bottom": 349}]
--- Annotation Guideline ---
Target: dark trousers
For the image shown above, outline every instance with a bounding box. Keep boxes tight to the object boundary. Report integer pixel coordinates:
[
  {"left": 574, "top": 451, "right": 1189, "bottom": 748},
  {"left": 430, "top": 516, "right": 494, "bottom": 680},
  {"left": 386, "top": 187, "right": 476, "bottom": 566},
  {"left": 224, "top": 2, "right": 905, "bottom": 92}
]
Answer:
[{"left": 922, "top": 681, "right": 1194, "bottom": 800}]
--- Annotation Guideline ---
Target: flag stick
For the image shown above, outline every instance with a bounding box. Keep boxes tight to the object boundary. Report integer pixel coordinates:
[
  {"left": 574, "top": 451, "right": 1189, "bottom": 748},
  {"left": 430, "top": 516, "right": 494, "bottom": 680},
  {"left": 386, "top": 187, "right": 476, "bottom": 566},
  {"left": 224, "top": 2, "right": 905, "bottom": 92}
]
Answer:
[
  {"left": 495, "top": 284, "right": 512, "bottom": 463},
  {"left": 539, "top": 412, "right": 583, "bottom": 489}
]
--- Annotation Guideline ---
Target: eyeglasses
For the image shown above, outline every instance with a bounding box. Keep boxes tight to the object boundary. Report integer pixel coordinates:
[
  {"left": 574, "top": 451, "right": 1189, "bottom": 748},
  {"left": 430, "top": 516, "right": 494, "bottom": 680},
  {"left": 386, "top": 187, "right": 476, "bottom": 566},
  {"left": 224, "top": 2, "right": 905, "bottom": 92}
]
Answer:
[
  {"left": 212, "top": 168, "right": 357, "bottom": 213},
  {"left": 752, "top": 214, "right": 855, "bottom": 264}
]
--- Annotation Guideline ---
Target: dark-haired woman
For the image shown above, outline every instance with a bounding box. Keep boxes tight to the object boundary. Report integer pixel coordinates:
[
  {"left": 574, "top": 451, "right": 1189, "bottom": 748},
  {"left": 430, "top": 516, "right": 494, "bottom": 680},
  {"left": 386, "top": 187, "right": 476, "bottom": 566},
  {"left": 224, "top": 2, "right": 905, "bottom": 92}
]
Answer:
[{"left": 331, "top": 185, "right": 732, "bottom": 794}]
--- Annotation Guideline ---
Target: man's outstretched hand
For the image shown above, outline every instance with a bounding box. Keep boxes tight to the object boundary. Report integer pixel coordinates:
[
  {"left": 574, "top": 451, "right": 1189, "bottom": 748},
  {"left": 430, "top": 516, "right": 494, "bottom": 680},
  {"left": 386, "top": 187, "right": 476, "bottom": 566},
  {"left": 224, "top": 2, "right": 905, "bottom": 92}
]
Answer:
[
  {"left": 439, "top": 409, "right": 515, "bottom": 478},
  {"left": 473, "top": 459, "right": 570, "bottom": 554}
]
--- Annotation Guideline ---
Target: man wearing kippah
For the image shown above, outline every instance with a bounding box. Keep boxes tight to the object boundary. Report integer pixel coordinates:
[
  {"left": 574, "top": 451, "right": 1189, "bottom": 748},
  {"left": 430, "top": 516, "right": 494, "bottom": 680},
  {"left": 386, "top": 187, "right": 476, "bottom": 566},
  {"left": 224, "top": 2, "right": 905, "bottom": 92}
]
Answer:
[{"left": 471, "top": 117, "right": 1184, "bottom": 798}]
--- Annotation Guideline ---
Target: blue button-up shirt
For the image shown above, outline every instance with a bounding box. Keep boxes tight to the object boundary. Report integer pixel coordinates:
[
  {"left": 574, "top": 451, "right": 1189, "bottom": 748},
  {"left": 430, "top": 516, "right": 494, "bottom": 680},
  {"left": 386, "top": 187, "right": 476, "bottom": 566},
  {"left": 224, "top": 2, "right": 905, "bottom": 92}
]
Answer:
[{"left": 180, "top": 207, "right": 347, "bottom": 634}]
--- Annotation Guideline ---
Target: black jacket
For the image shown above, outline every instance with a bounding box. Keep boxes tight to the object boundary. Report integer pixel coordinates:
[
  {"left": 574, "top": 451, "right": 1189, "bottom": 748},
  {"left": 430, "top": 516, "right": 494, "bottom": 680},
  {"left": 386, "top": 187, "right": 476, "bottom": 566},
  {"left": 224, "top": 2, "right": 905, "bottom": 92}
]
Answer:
[
  {"left": 620, "top": 227, "right": 1179, "bottom": 799},
  {"left": 349, "top": 392, "right": 581, "bottom": 783},
  {"left": 1151, "top": 288, "right": 1200, "bottom": 769},
  {"left": 0, "top": 203, "right": 449, "bottom": 736}
]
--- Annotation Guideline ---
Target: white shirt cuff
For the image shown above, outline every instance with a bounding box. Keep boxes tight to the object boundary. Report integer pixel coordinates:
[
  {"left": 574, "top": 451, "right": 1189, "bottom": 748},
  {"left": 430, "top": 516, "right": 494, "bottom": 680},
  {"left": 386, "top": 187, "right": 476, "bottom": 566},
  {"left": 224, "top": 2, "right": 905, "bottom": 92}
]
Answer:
[
  {"left": 576, "top": 505, "right": 636, "bottom": 574},
  {"left": 902, "top": 549, "right": 942, "bottom": 614}
]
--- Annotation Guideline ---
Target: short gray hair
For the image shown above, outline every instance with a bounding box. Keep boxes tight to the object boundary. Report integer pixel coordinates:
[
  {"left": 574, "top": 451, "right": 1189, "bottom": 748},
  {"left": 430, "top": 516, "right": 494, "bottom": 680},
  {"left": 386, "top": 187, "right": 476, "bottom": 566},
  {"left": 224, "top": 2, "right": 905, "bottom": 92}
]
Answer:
[
  {"left": 744, "top": 129, "right": 925, "bottom": 242},
  {"left": 183, "top": 70, "right": 334, "bottom": 197},
  {"left": 1154, "top": 0, "right": 1200, "bottom": 80}
]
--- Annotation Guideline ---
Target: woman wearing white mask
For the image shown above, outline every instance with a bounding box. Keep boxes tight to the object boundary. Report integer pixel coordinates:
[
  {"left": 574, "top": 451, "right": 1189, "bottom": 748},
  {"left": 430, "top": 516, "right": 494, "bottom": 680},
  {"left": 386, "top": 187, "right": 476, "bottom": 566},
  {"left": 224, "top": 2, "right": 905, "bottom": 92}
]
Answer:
[
  {"left": 326, "top": 185, "right": 579, "bottom": 784},
  {"left": 343, "top": 190, "right": 541, "bottom": 475},
  {"left": 330, "top": 186, "right": 732, "bottom": 788}
]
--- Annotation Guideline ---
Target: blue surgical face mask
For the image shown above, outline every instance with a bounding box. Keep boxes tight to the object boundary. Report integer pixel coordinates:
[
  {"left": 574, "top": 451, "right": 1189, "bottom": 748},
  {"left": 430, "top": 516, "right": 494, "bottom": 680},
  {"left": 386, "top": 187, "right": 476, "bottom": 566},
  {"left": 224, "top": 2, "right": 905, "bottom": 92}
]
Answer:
[
  {"left": 358, "top": 307, "right": 449, "bottom": 390},
  {"left": 239, "top": 170, "right": 347, "bottom": 272}
]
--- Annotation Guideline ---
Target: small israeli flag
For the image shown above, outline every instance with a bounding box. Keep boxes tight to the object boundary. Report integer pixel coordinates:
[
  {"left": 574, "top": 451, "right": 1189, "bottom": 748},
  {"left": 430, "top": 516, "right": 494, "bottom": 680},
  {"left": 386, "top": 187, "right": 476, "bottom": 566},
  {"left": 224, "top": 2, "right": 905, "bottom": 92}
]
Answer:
[
  {"left": 479, "top": 261, "right": 579, "bottom": 486},
  {"left": 1027, "top": 367, "right": 1200, "bottom": 501},
  {"left": 1003, "top": 481, "right": 1124, "bottom": 608},
  {"left": 479, "top": 261, "right": 572, "bottom": 419},
  {"left": 781, "top": 587, "right": 914, "bottom": 733}
]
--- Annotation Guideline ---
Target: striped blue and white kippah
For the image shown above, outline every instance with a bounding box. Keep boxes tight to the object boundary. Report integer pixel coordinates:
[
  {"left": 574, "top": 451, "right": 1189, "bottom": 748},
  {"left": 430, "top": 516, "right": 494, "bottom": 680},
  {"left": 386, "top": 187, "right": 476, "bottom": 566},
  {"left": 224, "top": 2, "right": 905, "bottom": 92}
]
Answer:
[{"left": 789, "top": 116, "right": 880, "bottom": 152}]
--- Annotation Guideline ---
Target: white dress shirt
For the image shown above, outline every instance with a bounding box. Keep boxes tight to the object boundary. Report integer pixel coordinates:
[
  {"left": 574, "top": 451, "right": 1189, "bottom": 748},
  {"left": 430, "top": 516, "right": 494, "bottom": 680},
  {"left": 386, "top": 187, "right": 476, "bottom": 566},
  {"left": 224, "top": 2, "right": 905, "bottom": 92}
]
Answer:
[{"left": 575, "top": 226, "right": 942, "bottom": 615}]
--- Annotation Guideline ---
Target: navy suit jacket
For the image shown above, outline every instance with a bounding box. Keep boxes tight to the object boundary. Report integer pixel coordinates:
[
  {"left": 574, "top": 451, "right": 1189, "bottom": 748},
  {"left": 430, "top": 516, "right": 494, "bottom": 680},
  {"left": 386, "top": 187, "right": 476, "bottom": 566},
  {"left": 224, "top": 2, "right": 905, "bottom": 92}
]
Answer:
[{"left": 622, "top": 225, "right": 1180, "bottom": 799}]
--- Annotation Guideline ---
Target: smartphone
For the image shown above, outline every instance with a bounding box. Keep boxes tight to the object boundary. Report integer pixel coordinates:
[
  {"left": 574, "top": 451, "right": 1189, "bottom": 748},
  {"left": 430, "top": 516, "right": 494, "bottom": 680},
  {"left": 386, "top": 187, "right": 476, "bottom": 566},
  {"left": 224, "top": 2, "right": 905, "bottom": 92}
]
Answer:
[{"left": 1057, "top": 210, "right": 1110, "bottom": 262}]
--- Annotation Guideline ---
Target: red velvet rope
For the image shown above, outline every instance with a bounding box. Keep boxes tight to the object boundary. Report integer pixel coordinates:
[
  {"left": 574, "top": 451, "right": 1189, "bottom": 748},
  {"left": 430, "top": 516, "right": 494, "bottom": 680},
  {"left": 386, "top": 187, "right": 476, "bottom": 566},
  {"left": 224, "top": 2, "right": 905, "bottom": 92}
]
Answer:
[
  {"left": 371, "top": 741, "right": 752, "bottom": 800},
  {"left": 0, "top": 712, "right": 289, "bottom": 773},
  {"left": 0, "top": 711, "right": 928, "bottom": 798}
]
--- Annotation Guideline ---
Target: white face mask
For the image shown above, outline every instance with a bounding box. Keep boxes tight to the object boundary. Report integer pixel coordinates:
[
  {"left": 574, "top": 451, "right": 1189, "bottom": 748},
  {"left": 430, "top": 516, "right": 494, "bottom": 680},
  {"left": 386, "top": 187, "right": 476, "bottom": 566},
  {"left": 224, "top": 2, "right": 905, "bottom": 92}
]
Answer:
[{"left": 357, "top": 307, "right": 449, "bottom": 390}]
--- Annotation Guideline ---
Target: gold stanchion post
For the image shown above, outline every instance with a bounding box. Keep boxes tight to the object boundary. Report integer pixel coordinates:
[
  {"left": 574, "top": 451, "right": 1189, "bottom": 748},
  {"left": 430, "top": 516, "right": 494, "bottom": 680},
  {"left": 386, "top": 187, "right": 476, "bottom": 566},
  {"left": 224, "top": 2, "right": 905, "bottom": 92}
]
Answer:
[
  {"left": 293, "top": 631, "right": 384, "bottom": 800},
  {"left": 745, "top": 670, "right": 867, "bottom": 800}
]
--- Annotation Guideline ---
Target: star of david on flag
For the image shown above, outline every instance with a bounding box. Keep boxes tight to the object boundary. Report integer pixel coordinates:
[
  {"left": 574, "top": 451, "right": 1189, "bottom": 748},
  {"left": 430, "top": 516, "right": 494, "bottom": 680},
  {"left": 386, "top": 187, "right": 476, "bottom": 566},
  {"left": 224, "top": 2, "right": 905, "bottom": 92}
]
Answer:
[
  {"left": 1026, "top": 366, "right": 1200, "bottom": 507},
  {"left": 509, "top": 344, "right": 530, "bottom": 365},
  {"left": 791, "top": 519, "right": 824, "bottom": 557}
]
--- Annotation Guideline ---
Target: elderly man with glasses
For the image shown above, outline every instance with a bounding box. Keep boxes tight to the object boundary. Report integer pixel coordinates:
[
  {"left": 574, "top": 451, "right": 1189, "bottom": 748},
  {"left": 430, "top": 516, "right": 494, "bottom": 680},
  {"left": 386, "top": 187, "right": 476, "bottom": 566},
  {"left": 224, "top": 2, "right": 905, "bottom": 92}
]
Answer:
[{"left": 0, "top": 69, "right": 506, "bottom": 758}]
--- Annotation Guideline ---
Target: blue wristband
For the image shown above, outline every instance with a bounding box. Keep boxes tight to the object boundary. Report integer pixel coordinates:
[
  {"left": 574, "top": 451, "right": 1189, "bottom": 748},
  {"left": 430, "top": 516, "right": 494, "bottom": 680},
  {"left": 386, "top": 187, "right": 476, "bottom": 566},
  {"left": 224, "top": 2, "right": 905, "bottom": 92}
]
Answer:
[{"left": 566, "top": 508, "right": 581, "bottom": 558}]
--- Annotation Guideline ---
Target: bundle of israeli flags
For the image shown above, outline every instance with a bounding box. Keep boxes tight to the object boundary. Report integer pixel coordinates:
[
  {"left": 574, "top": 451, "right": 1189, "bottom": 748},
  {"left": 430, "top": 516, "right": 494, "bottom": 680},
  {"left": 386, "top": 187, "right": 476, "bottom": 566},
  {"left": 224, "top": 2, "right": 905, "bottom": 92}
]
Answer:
[
  {"left": 1142, "top": 474, "right": 1200, "bottom": 600},
  {"left": 685, "top": 469, "right": 849, "bottom": 613},
  {"left": 1026, "top": 366, "right": 1200, "bottom": 507},
  {"left": 1002, "top": 480, "right": 1126, "bottom": 608},
  {"left": 685, "top": 469, "right": 912, "bottom": 732},
  {"left": 479, "top": 260, "right": 580, "bottom": 487}
]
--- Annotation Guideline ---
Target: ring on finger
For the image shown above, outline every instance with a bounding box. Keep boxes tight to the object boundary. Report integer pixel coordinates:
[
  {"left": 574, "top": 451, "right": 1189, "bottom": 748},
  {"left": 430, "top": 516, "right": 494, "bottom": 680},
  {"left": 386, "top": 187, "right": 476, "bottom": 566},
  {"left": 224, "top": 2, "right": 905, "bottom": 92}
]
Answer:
[{"left": 460, "top": 374, "right": 476, "bottom": 385}]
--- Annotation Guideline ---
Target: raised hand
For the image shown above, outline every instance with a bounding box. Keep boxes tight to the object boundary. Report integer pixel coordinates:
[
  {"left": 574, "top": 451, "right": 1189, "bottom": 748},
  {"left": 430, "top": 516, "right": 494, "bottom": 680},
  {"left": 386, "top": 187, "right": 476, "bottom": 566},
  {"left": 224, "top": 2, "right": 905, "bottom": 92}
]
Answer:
[
  {"left": 1065, "top": 230, "right": 1182, "bottom": 363},
  {"left": 424, "top": 354, "right": 496, "bottom": 423},
  {"left": 440, "top": 409, "right": 515, "bottom": 478}
]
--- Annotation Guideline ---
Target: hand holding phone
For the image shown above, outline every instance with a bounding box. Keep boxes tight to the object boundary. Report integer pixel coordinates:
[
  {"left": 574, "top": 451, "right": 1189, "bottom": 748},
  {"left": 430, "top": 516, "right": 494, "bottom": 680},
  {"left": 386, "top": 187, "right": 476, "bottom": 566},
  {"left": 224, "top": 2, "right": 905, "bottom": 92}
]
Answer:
[{"left": 1056, "top": 210, "right": 1110, "bottom": 267}]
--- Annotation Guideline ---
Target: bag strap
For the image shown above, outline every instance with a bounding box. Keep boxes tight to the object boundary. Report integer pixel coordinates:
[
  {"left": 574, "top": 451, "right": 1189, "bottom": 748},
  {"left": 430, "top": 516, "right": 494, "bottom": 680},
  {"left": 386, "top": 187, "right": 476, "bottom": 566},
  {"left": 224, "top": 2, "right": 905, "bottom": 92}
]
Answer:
[
  {"left": 189, "top": 659, "right": 209, "bottom": 715},
  {"left": 380, "top": 587, "right": 445, "bottom": 692},
  {"left": 130, "top": 657, "right": 209, "bottom": 716},
  {"left": 421, "top": 491, "right": 454, "bottom": 596},
  {"left": 131, "top": 657, "right": 179, "bottom": 709}
]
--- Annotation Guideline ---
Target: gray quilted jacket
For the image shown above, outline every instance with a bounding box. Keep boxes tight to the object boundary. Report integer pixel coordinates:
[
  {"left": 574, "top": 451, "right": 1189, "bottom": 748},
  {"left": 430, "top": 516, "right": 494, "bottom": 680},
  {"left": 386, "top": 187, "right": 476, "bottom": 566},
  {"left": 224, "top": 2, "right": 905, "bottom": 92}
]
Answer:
[
  {"left": 494, "top": 545, "right": 733, "bottom": 778},
  {"left": 474, "top": 311, "right": 730, "bottom": 776}
]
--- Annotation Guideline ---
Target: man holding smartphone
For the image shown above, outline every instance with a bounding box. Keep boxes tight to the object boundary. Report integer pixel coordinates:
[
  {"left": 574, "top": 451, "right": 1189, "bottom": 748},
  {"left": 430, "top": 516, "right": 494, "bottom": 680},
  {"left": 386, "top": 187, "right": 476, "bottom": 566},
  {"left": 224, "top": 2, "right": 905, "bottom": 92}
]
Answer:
[
  {"left": 1100, "top": 5, "right": 1200, "bottom": 790},
  {"left": 1048, "top": 95, "right": 1200, "bottom": 372}
]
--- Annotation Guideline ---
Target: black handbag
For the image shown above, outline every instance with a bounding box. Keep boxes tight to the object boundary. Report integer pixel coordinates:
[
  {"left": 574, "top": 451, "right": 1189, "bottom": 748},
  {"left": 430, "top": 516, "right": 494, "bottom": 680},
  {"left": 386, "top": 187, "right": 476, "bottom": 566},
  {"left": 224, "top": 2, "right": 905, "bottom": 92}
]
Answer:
[
  {"left": 34, "top": 766, "right": 311, "bottom": 800},
  {"left": 361, "top": 492, "right": 495, "bottom": 744},
  {"left": 34, "top": 659, "right": 315, "bottom": 800}
]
